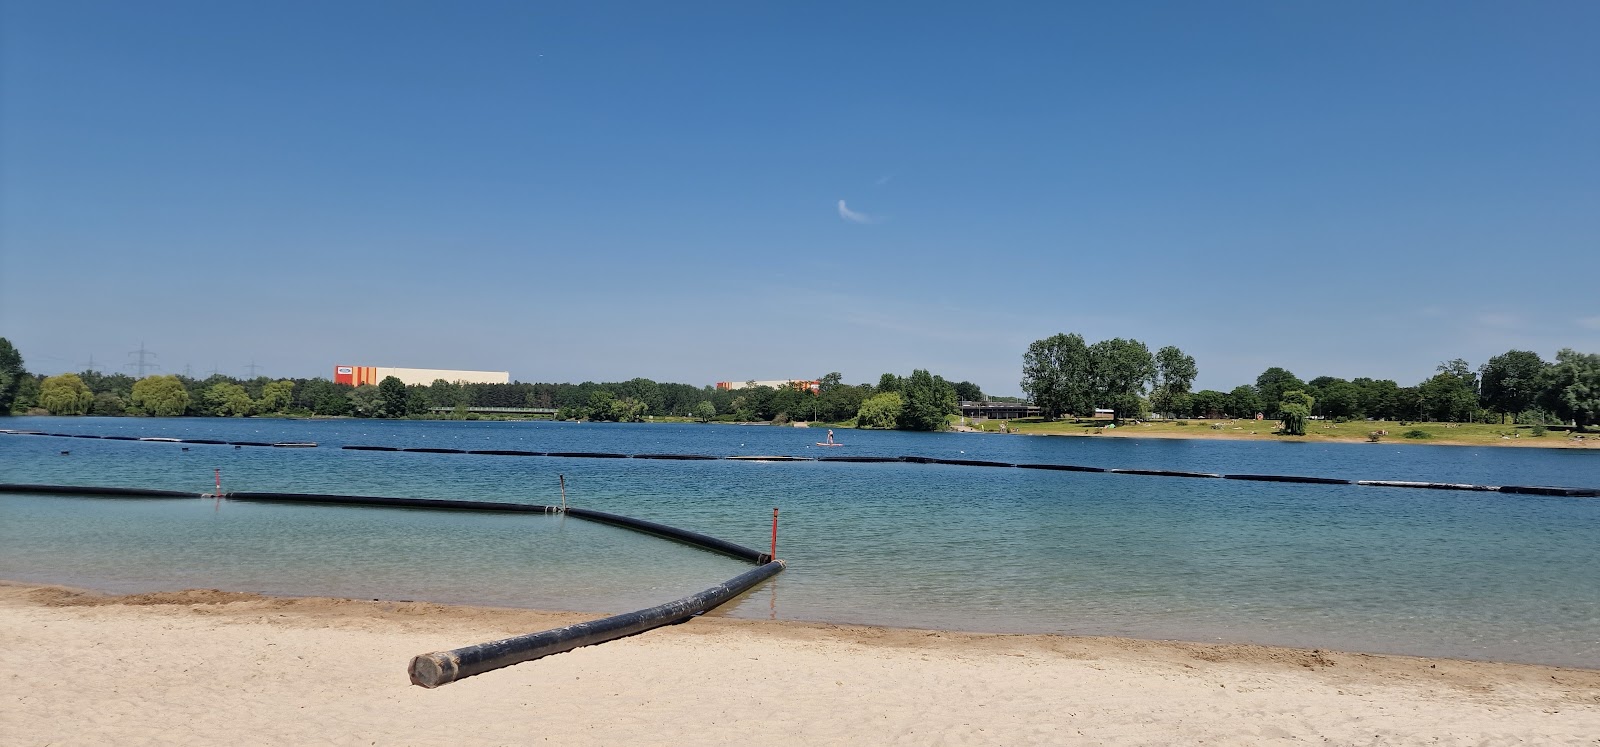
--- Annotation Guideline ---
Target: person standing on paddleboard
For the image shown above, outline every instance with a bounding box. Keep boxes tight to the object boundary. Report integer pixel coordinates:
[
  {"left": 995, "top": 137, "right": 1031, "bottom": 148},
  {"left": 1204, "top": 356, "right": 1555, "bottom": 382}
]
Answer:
[{"left": 827, "top": 429, "right": 835, "bottom": 445}]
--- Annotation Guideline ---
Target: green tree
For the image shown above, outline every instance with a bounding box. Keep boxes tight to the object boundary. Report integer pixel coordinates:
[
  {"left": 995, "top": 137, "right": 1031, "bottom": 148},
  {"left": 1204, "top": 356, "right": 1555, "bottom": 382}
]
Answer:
[
  {"left": 348, "top": 384, "right": 383, "bottom": 417},
  {"left": 1020, "top": 333, "right": 1092, "bottom": 420},
  {"left": 897, "top": 369, "right": 957, "bottom": 431},
  {"left": 0, "top": 338, "right": 25, "bottom": 415},
  {"left": 1227, "top": 385, "right": 1260, "bottom": 419},
  {"left": 258, "top": 380, "right": 295, "bottom": 414},
  {"left": 1089, "top": 338, "right": 1155, "bottom": 422},
  {"left": 856, "top": 392, "right": 903, "bottom": 429},
  {"left": 692, "top": 400, "right": 716, "bottom": 422},
  {"left": 205, "top": 382, "right": 255, "bottom": 417},
  {"left": 609, "top": 396, "right": 648, "bottom": 422},
  {"left": 1189, "top": 389, "right": 1230, "bottom": 418},
  {"left": 1318, "top": 380, "right": 1364, "bottom": 419},
  {"left": 952, "top": 381, "right": 985, "bottom": 402},
  {"left": 1149, "top": 345, "right": 1197, "bottom": 417},
  {"left": 39, "top": 373, "right": 94, "bottom": 415},
  {"left": 299, "top": 379, "right": 352, "bottom": 416},
  {"left": 13, "top": 374, "right": 41, "bottom": 412},
  {"left": 1479, "top": 350, "right": 1547, "bottom": 422},
  {"left": 1254, "top": 367, "right": 1306, "bottom": 418},
  {"left": 1279, "top": 390, "right": 1314, "bottom": 435},
  {"left": 378, "top": 376, "right": 408, "bottom": 418},
  {"left": 586, "top": 389, "right": 616, "bottom": 420},
  {"left": 130, "top": 375, "right": 190, "bottom": 417},
  {"left": 1537, "top": 348, "right": 1600, "bottom": 431},
  {"left": 876, "top": 373, "right": 901, "bottom": 394},
  {"left": 91, "top": 391, "right": 127, "bottom": 416},
  {"left": 1418, "top": 360, "right": 1479, "bottom": 422}
]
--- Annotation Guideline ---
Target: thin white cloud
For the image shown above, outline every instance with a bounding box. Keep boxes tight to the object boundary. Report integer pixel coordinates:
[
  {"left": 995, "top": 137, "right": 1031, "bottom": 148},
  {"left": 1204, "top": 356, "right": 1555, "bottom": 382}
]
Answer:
[
  {"left": 875, "top": 174, "right": 893, "bottom": 186},
  {"left": 837, "top": 199, "right": 874, "bottom": 224},
  {"left": 1579, "top": 316, "right": 1600, "bottom": 331}
]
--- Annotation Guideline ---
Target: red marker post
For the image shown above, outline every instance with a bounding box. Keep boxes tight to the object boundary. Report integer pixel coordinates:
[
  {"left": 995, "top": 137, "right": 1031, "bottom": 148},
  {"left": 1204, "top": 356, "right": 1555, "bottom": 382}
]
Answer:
[
  {"left": 214, "top": 469, "right": 222, "bottom": 498},
  {"left": 769, "top": 507, "right": 779, "bottom": 562}
]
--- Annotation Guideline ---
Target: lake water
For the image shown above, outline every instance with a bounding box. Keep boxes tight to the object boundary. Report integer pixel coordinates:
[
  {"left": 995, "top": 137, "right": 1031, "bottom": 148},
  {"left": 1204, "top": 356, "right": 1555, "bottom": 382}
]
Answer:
[{"left": 3, "top": 417, "right": 1598, "bottom": 668}]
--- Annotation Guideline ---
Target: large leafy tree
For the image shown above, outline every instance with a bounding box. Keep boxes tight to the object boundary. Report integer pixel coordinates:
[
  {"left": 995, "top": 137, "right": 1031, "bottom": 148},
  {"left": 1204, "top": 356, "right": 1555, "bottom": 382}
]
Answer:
[
  {"left": 1279, "top": 390, "right": 1314, "bottom": 436},
  {"left": 952, "top": 381, "right": 985, "bottom": 403},
  {"left": 1151, "top": 346, "right": 1197, "bottom": 417},
  {"left": 130, "top": 375, "right": 190, "bottom": 417},
  {"left": 1254, "top": 368, "right": 1306, "bottom": 418},
  {"left": 1419, "top": 359, "right": 1479, "bottom": 422},
  {"left": 1089, "top": 338, "right": 1155, "bottom": 421},
  {"left": 1318, "top": 380, "right": 1364, "bottom": 419},
  {"left": 0, "top": 338, "right": 26, "bottom": 415},
  {"left": 258, "top": 380, "right": 295, "bottom": 414},
  {"left": 692, "top": 401, "right": 716, "bottom": 422},
  {"left": 897, "top": 369, "right": 957, "bottom": 431},
  {"left": 856, "top": 392, "right": 902, "bottom": 429},
  {"left": 1020, "top": 333, "right": 1092, "bottom": 420},
  {"left": 39, "top": 373, "right": 94, "bottom": 415},
  {"left": 205, "top": 382, "right": 255, "bottom": 417},
  {"left": 378, "top": 376, "right": 409, "bottom": 418},
  {"left": 1479, "top": 350, "right": 1547, "bottom": 422},
  {"left": 1227, "top": 385, "right": 1260, "bottom": 419},
  {"left": 1538, "top": 349, "right": 1600, "bottom": 431},
  {"left": 347, "top": 384, "right": 383, "bottom": 417},
  {"left": 1189, "top": 389, "right": 1230, "bottom": 418}
]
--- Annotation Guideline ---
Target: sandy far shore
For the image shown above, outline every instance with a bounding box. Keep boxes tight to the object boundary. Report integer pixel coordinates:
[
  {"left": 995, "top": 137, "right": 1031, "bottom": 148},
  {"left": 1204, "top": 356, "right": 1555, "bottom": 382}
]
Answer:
[{"left": 3, "top": 583, "right": 1597, "bottom": 746}]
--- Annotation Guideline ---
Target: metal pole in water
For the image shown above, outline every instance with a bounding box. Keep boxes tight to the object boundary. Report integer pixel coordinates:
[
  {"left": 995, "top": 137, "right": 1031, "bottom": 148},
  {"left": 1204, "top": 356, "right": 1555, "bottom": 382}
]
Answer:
[
  {"left": 559, "top": 474, "right": 567, "bottom": 512},
  {"left": 770, "top": 507, "right": 779, "bottom": 560},
  {"left": 214, "top": 469, "right": 221, "bottom": 497}
]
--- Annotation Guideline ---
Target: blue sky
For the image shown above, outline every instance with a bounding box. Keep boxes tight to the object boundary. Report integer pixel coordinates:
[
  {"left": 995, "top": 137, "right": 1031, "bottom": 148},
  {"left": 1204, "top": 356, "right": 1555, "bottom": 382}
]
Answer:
[{"left": 3, "top": 1, "right": 1596, "bottom": 395}]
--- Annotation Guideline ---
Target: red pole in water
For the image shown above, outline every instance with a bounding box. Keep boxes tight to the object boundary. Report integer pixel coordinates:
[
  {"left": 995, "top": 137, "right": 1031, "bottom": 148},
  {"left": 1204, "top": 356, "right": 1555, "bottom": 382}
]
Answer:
[
  {"left": 770, "top": 507, "right": 779, "bottom": 561},
  {"left": 214, "top": 469, "right": 221, "bottom": 498}
]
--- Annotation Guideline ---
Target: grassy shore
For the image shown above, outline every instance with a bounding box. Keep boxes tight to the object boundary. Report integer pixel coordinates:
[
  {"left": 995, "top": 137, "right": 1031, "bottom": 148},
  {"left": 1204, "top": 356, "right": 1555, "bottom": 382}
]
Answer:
[{"left": 964, "top": 416, "right": 1595, "bottom": 448}]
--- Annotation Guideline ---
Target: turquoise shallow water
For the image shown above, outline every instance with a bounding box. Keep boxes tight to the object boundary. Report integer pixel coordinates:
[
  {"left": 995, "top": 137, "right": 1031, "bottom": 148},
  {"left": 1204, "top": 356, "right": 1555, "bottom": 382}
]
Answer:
[{"left": 3, "top": 417, "right": 1598, "bottom": 667}]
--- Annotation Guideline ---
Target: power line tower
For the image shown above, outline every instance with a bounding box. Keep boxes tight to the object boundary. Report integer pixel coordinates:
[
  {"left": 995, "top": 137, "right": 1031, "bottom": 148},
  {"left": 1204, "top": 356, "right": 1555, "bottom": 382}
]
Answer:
[
  {"left": 244, "top": 360, "right": 262, "bottom": 378},
  {"left": 183, "top": 364, "right": 194, "bottom": 378},
  {"left": 126, "top": 342, "right": 159, "bottom": 378},
  {"left": 79, "top": 355, "right": 98, "bottom": 373}
]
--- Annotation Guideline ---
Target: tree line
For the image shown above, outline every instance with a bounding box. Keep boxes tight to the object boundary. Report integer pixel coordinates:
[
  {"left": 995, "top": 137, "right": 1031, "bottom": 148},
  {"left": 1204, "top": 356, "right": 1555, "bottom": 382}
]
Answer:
[
  {"left": 0, "top": 338, "right": 982, "bottom": 430},
  {"left": 1019, "top": 332, "right": 1599, "bottom": 431}
]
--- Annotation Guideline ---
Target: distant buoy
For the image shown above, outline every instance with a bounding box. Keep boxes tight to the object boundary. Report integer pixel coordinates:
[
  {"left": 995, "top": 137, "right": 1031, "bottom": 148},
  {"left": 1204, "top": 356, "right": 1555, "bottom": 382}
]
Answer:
[{"left": 60, "top": 450, "right": 70, "bottom": 455}]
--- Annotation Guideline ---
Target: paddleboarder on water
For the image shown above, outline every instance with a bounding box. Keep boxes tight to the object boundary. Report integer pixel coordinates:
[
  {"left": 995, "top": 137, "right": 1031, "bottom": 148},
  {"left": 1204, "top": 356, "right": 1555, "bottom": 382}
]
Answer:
[{"left": 826, "top": 429, "right": 835, "bottom": 445}]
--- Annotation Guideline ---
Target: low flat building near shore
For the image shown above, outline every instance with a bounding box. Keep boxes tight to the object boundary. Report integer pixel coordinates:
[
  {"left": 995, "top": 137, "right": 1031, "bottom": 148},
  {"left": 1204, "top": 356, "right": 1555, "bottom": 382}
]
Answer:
[
  {"left": 334, "top": 365, "right": 510, "bottom": 387},
  {"left": 959, "top": 401, "right": 1041, "bottom": 419}
]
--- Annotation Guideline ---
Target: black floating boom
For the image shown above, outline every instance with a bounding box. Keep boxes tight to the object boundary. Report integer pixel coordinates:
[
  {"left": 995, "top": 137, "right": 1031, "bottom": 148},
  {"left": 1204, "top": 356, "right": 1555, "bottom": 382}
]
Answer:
[
  {"left": 1016, "top": 463, "right": 1107, "bottom": 473},
  {"left": 1224, "top": 474, "right": 1352, "bottom": 485},
  {"left": 1110, "top": 468, "right": 1221, "bottom": 479},
  {"left": 0, "top": 483, "right": 205, "bottom": 498},
  {"left": 227, "top": 492, "right": 553, "bottom": 513},
  {"left": 408, "top": 560, "right": 785, "bottom": 688},
  {"left": 564, "top": 507, "right": 768, "bottom": 563}
]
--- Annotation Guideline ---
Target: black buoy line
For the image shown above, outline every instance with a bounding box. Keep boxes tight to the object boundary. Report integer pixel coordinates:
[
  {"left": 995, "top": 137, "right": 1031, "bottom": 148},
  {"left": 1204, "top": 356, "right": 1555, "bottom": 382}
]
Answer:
[
  {"left": 5, "top": 429, "right": 1598, "bottom": 496},
  {"left": 0, "top": 482, "right": 786, "bottom": 687}
]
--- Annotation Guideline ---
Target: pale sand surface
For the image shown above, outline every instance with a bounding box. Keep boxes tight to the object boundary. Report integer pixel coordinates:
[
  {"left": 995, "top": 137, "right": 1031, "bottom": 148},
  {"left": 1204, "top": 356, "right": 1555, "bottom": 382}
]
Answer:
[{"left": 3, "top": 583, "right": 1597, "bottom": 746}]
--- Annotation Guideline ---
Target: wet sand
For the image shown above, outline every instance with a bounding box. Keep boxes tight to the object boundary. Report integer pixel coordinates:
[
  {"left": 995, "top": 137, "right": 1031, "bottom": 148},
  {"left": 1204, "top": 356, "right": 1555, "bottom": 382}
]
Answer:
[{"left": 3, "top": 582, "right": 1597, "bottom": 745}]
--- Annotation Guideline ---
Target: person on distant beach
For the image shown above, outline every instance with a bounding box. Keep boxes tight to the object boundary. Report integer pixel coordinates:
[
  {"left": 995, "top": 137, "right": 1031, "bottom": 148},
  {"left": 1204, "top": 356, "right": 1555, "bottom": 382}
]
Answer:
[{"left": 826, "top": 429, "right": 835, "bottom": 445}]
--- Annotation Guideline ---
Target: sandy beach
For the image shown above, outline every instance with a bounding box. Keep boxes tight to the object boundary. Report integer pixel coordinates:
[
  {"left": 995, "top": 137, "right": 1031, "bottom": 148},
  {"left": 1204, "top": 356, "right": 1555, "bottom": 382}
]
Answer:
[{"left": 3, "top": 582, "right": 1597, "bottom": 745}]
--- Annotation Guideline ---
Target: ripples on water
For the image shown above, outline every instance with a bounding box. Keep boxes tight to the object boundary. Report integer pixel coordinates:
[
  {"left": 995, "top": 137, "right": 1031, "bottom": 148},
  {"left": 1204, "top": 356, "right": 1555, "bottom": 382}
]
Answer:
[{"left": 2, "top": 417, "right": 1597, "bottom": 667}]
